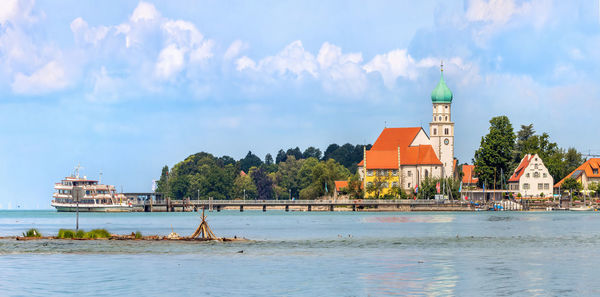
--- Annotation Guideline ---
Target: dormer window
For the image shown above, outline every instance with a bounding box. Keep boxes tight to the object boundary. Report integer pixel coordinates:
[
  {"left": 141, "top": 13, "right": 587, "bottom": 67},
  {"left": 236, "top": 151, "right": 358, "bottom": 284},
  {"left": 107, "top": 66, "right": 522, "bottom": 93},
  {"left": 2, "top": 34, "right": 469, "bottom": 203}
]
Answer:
[{"left": 594, "top": 168, "right": 599, "bottom": 175}]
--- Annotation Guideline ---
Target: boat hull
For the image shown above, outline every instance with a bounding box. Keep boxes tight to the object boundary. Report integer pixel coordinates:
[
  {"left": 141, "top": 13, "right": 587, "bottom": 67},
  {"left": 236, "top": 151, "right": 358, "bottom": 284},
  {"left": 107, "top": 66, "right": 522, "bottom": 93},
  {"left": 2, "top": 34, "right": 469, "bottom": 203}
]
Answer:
[{"left": 51, "top": 202, "right": 136, "bottom": 212}]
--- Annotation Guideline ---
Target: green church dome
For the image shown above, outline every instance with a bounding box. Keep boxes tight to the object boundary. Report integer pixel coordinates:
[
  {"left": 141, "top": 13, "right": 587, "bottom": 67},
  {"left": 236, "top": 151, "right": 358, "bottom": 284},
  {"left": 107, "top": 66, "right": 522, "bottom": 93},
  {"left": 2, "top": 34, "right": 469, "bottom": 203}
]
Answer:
[{"left": 431, "top": 70, "right": 453, "bottom": 103}]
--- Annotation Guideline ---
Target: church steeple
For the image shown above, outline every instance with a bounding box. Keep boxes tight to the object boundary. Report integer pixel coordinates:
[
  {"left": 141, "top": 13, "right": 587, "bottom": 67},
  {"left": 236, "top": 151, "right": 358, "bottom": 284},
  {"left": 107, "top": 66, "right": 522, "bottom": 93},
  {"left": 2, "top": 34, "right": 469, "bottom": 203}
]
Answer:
[{"left": 431, "top": 61, "right": 453, "bottom": 103}]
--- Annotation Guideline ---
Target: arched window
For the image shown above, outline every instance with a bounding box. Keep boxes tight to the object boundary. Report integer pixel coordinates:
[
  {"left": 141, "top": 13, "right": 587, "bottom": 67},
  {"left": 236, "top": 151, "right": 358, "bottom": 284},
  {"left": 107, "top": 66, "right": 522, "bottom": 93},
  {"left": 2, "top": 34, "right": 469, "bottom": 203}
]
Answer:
[
  {"left": 445, "top": 116, "right": 448, "bottom": 121},
  {"left": 424, "top": 169, "right": 429, "bottom": 178},
  {"left": 439, "top": 116, "right": 442, "bottom": 121},
  {"left": 433, "top": 128, "right": 437, "bottom": 135}
]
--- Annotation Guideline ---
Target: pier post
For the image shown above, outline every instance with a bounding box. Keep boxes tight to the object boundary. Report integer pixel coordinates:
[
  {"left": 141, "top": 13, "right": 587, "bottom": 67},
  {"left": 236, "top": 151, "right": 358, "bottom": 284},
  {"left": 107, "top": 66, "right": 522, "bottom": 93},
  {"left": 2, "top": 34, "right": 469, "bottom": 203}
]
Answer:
[
  {"left": 216, "top": 206, "right": 221, "bottom": 212},
  {"left": 329, "top": 205, "right": 334, "bottom": 211},
  {"left": 352, "top": 205, "right": 356, "bottom": 211},
  {"left": 262, "top": 205, "right": 266, "bottom": 212},
  {"left": 308, "top": 205, "right": 312, "bottom": 212},
  {"left": 240, "top": 205, "right": 244, "bottom": 212},
  {"left": 285, "top": 205, "right": 289, "bottom": 212}
]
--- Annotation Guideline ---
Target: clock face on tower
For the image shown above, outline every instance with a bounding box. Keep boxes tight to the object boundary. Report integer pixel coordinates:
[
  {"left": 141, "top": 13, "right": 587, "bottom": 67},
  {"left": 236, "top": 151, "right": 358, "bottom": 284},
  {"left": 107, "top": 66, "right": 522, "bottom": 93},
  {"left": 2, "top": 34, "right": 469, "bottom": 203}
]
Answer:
[{"left": 444, "top": 138, "right": 449, "bottom": 145}]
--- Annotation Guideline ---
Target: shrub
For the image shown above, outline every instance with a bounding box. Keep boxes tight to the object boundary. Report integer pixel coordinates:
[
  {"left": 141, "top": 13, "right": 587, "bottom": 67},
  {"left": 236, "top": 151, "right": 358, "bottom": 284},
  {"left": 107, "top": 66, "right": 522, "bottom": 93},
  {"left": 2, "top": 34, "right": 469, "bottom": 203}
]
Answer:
[
  {"left": 57, "top": 229, "right": 75, "bottom": 239},
  {"left": 22, "top": 228, "right": 42, "bottom": 238},
  {"left": 135, "top": 231, "right": 143, "bottom": 239},
  {"left": 85, "top": 229, "right": 111, "bottom": 239},
  {"left": 75, "top": 230, "right": 86, "bottom": 239}
]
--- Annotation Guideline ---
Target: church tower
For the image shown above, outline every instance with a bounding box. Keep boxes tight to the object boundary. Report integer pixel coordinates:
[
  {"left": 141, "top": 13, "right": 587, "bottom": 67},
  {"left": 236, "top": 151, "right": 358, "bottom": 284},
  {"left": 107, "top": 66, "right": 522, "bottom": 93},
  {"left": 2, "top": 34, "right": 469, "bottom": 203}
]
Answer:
[{"left": 429, "top": 62, "right": 454, "bottom": 178}]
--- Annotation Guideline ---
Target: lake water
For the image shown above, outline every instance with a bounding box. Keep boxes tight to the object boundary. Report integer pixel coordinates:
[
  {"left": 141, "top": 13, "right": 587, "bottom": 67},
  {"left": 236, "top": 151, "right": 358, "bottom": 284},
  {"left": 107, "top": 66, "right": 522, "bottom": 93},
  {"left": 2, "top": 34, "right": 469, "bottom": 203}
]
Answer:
[{"left": 1, "top": 210, "right": 600, "bottom": 296}]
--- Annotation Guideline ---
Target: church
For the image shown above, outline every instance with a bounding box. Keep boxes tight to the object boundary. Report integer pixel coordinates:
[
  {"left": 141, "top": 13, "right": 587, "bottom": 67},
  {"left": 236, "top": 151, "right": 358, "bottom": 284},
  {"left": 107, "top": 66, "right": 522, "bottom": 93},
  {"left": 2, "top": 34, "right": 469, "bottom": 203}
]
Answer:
[{"left": 357, "top": 64, "right": 455, "bottom": 197}]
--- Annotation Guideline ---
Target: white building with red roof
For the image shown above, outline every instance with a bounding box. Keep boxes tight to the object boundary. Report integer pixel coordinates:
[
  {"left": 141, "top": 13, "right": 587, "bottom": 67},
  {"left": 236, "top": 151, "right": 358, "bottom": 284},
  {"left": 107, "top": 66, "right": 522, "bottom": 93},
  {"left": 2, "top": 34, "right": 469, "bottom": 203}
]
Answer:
[
  {"left": 508, "top": 154, "right": 553, "bottom": 197},
  {"left": 354, "top": 65, "right": 454, "bottom": 196},
  {"left": 554, "top": 158, "right": 600, "bottom": 192}
]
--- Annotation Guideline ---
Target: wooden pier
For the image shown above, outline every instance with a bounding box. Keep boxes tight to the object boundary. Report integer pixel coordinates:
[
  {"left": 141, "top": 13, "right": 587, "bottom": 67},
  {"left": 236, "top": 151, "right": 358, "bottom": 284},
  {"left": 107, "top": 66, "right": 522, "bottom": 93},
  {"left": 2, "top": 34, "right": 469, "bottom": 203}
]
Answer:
[{"left": 131, "top": 197, "right": 476, "bottom": 212}]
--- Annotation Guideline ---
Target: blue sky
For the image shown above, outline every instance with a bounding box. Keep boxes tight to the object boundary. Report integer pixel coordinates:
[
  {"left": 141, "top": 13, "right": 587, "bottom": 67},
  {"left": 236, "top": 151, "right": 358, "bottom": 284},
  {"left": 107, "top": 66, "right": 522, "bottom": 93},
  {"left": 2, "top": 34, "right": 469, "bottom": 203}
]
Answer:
[{"left": 0, "top": 0, "right": 599, "bottom": 208}]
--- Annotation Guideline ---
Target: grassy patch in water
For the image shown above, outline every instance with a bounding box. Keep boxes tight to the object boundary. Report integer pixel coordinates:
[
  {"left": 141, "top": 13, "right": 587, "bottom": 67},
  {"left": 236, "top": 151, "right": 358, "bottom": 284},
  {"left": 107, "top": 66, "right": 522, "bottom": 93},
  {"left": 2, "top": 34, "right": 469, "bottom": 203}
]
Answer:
[
  {"left": 57, "top": 229, "right": 75, "bottom": 239},
  {"left": 22, "top": 228, "right": 42, "bottom": 237},
  {"left": 57, "top": 229, "right": 111, "bottom": 239},
  {"left": 85, "top": 229, "right": 111, "bottom": 239},
  {"left": 135, "top": 231, "right": 143, "bottom": 239}
]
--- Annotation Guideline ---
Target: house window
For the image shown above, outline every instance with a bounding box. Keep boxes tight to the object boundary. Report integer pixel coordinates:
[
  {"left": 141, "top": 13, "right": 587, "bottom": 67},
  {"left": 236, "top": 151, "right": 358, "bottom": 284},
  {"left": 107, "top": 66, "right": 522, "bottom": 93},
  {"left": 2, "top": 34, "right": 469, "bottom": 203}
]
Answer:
[
  {"left": 367, "top": 182, "right": 373, "bottom": 187},
  {"left": 544, "top": 183, "right": 549, "bottom": 190},
  {"left": 392, "top": 170, "right": 398, "bottom": 176},
  {"left": 433, "top": 128, "right": 437, "bottom": 135},
  {"left": 523, "top": 183, "right": 530, "bottom": 189},
  {"left": 408, "top": 183, "right": 411, "bottom": 188},
  {"left": 392, "top": 182, "right": 398, "bottom": 188},
  {"left": 445, "top": 105, "right": 448, "bottom": 109},
  {"left": 526, "top": 173, "right": 530, "bottom": 178},
  {"left": 377, "top": 170, "right": 385, "bottom": 176},
  {"left": 538, "top": 183, "right": 543, "bottom": 190},
  {"left": 445, "top": 116, "right": 448, "bottom": 121},
  {"left": 543, "top": 173, "right": 547, "bottom": 178},
  {"left": 367, "top": 170, "right": 373, "bottom": 176},
  {"left": 439, "top": 116, "right": 442, "bottom": 121},
  {"left": 424, "top": 169, "right": 429, "bottom": 178},
  {"left": 444, "top": 128, "right": 449, "bottom": 135},
  {"left": 407, "top": 171, "right": 412, "bottom": 177},
  {"left": 534, "top": 172, "right": 540, "bottom": 178},
  {"left": 535, "top": 164, "right": 539, "bottom": 169},
  {"left": 382, "top": 182, "right": 389, "bottom": 188}
]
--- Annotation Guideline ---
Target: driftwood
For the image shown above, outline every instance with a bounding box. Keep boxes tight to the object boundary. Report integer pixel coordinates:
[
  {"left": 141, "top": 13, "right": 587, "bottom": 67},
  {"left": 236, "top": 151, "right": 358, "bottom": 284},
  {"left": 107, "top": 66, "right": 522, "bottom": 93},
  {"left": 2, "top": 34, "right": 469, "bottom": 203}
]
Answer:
[{"left": 189, "top": 208, "right": 217, "bottom": 240}]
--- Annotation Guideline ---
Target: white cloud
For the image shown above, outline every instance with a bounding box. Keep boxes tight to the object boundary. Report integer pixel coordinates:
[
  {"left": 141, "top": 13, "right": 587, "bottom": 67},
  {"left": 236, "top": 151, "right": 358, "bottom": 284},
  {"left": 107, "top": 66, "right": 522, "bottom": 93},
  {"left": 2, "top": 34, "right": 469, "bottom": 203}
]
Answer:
[
  {"left": 0, "top": 0, "right": 36, "bottom": 25},
  {"left": 224, "top": 40, "right": 248, "bottom": 60},
  {"left": 235, "top": 56, "right": 256, "bottom": 71},
  {"left": 236, "top": 40, "right": 318, "bottom": 78},
  {"left": 86, "top": 66, "right": 122, "bottom": 103},
  {"left": 70, "top": 17, "right": 109, "bottom": 45},
  {"left": 317, "top": 42, "right": 366, "bottom": 96},
  {"left": 12, "top": 60, "right": 69, "bottom": 94},
  {"left": 130, "top": 1, "right": 160, "bottom": 23},
  {"left": 363, "top": 49, "right": 431, "bottom": 87},
  {"left": 466, "top": 0, "right": 528, "bottom": 24},
  {"left": 154, "top": 44, "right": 185, "bottom": 80}
]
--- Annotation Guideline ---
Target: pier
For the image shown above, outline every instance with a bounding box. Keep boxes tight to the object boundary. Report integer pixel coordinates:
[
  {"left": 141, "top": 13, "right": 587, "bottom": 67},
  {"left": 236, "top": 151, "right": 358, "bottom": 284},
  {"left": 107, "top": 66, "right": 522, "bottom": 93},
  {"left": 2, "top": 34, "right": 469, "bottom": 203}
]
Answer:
[{"left": 132, "top": 197, "right": 478, "bottom": 212}]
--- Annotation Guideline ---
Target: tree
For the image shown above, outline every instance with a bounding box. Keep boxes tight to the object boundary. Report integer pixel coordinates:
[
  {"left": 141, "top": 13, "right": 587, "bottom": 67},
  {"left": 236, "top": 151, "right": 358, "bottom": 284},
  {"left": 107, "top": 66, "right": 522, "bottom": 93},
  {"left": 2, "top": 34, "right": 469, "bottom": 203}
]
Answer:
[
  {"left": 299, "top": 159, "right": 350, "bottom": 199},
  {"left": 156, "top": 165, "right": 169, "bottom": 195},
  {"left": 233, "top": 174, "right": 257, "bottom": 200},
  {"left": 323, "top": 144, "right": 340, "bottom": 160},
  {"left": 589, "top": 182, "right": 599, "bottom": 198},
  {"left": 239, "top": 151, "right": 263, "bottom": 173},
  {"left": 252, "top": 167, "right": 274, "bottom": 200},
  {"left": 346, "top": 173, "right": 363, "bottom": 199},
  {"left": 474, "top": 116, "right": 516, "bottom": 189},
  {"left": 366, "top": 176, "right": 387, "bottom": 199},
  {"left": 286, "top": 147, "right": 303, "bottom": 160},
  {"left": 170, "top": 175, "right": 189, "bottom": 199},
  {"left": 274, "top": 156, "right": 305, "bottom": 199},
  {"left": 303, "top": 146, "right": 322, "bottom": 160},
  {"left": 265, "top": 153, "right": 274, "bottom": 165},
  {"left": 561, "top": 178, "right": 582, "bottom": 197},
  {"left": 276, "top": 149, "right": 287, "bottom": 164}
]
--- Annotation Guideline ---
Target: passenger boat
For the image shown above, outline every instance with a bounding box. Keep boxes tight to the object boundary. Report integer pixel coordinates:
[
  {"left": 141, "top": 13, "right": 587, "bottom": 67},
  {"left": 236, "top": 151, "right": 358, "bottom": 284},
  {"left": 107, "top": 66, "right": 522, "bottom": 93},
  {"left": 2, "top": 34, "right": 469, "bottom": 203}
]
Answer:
[{"left": 51, "top": 166, "right": 133, "bottom": 212}]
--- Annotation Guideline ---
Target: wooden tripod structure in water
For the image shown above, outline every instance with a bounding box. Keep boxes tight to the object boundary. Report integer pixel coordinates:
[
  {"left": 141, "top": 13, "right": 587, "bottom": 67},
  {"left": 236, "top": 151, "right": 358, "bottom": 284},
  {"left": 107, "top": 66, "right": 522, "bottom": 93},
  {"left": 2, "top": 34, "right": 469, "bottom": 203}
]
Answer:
[{"left": 190, "top": 207, "right": 217, "bottom": 239}]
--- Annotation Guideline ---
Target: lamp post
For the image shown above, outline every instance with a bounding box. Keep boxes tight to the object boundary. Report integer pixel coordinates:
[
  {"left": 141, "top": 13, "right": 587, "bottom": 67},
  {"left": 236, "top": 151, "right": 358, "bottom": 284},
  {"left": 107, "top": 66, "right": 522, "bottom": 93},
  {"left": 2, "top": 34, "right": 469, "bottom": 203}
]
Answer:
[{"left": 243, "top": 189, "right": 246, "bottom": 201}]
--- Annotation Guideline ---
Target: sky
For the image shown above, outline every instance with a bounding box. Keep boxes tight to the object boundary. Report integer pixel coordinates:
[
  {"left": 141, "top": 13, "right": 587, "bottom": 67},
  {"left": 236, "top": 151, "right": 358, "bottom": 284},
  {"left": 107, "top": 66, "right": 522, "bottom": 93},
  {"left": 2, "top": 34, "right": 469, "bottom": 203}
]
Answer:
[{"left": 0, "top": 0, "right": 599, "bottom": 209}]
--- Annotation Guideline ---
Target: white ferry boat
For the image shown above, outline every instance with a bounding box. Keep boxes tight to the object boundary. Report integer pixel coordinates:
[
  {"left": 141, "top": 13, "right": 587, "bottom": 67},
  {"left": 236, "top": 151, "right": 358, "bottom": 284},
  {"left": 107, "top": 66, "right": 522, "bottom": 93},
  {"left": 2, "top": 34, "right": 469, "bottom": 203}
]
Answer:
[{"left": 51, "top": 167, "right": 133, "bottom": 212}]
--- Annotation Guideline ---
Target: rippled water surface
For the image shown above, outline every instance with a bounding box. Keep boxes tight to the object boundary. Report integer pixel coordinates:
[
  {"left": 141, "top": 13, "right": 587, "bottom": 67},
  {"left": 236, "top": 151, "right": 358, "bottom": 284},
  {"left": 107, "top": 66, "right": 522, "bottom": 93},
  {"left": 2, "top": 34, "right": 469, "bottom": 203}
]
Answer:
[{"left": 2, "top": 210, "right": 600, "bottom": 296}]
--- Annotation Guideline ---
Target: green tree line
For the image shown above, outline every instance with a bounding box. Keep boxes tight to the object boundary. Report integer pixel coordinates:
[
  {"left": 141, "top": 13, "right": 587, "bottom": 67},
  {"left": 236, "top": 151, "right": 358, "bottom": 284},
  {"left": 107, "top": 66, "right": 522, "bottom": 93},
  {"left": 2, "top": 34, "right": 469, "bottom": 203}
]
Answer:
[
  {"left": 474, "top": 116, "right": 584, "bottom": 189},
  {"left": 156, "top": 144, "right": 368, "bottom": 200}
]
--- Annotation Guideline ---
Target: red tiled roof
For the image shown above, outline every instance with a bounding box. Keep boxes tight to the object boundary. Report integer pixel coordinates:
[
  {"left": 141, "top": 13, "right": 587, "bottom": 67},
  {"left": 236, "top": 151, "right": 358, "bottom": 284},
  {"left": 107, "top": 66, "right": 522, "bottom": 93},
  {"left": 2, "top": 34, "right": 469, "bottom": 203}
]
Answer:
[
  {"left": 334, "top": 181, "right": 348, "bottom": 191},
  {"left": 240, "top": 170, "right": 247, "bottom": 177},
  {"left": 554, "top": 158, "right": 600, "bottom": 188},
  {"left": 370, "top": 127, "right": 422, "bottom": 150},
  {"left": 508, "top": 154, "right": 534, "bottom": 182},
  {"left": 357, "top": 145, "right": 442, "bottom": 169},
  {"left": 462, "top": 165, "right": 479, "bottom": 184}
]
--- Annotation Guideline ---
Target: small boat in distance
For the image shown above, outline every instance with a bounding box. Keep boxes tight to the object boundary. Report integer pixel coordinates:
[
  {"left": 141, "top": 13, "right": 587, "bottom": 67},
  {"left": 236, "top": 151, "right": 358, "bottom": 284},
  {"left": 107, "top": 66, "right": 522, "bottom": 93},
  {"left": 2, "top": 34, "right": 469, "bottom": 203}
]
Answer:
[
  {"left": 51, "top": 166, "right": 132, "bottom": 212},
  {"left": 569, "top": 205, "right": 595, "bottom": 211}
]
